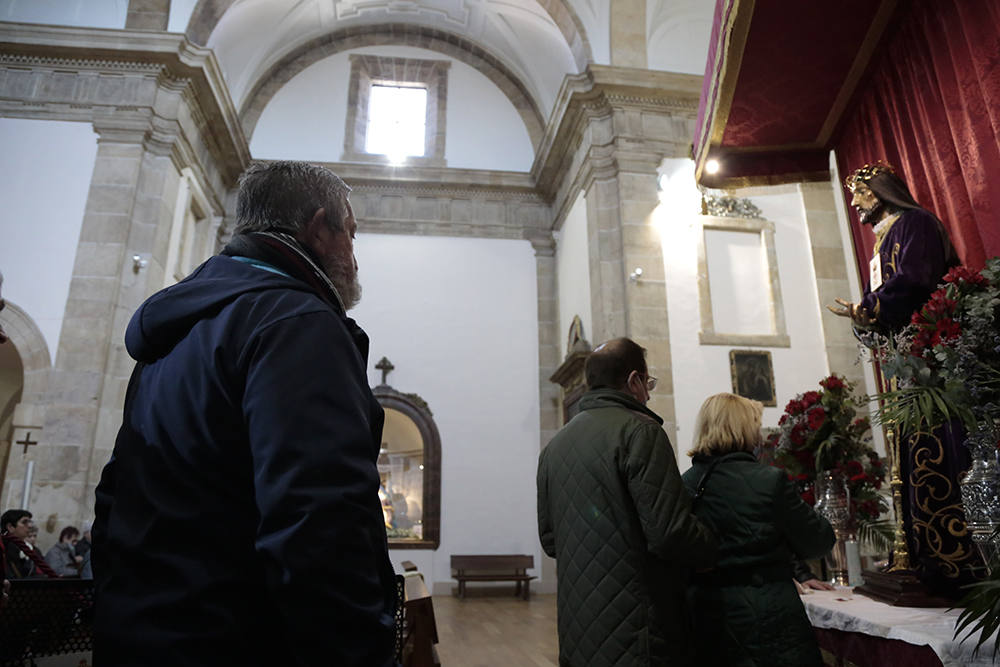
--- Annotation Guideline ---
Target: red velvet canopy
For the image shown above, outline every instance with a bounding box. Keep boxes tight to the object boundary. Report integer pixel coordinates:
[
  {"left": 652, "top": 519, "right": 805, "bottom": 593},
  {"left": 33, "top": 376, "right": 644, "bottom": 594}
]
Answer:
[{"left": 694, "top": 0, "right": 1000, "bottom": 270}]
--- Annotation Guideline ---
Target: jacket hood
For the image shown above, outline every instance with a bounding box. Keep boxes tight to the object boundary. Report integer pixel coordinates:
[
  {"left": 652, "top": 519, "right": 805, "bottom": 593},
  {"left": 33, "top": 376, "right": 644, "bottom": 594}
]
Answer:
[
  {"left": 125, "top": 256, "right": 315, "bottom": 363},
  {"left": 578, "top": 388, "right": 664, "bottom": 425}
]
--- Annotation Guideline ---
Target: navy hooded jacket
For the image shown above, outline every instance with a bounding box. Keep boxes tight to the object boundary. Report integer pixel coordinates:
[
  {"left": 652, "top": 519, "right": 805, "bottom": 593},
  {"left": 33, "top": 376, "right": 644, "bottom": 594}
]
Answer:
[{"left": 93, "top": 253, "right": 397, "bottom": 666}]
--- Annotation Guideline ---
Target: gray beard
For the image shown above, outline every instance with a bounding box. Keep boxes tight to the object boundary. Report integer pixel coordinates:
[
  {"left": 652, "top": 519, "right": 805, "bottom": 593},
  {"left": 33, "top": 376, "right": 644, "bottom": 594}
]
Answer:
[{"left": 323, "top": 256, "right": 362, "bottom": 310}]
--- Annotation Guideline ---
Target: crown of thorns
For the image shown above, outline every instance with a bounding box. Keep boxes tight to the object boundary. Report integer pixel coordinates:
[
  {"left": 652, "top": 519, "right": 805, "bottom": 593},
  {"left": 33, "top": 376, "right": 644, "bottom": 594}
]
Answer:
[{"left": 845, "top": 161, "right": 895, "bottom": 191}]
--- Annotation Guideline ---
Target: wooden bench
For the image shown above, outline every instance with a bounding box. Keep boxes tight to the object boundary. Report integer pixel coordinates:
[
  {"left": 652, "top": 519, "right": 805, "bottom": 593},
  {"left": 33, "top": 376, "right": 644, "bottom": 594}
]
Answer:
[{"left": 450, "top": 554, "right": 536, "bottom": 600}]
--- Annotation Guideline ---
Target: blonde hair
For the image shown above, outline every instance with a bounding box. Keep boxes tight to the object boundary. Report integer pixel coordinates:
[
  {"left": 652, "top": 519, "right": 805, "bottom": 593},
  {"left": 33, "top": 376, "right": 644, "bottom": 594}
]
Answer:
[{"left": 688, "top": 393, "right": 763, "bottom": 457}]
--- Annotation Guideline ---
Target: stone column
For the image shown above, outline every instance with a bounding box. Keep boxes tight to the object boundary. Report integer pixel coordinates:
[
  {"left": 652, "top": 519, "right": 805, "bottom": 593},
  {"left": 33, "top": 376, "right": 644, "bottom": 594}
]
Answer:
[
  {"left": 799, "top": 182, "right": 866, "bottom": 390},
  {"left": 15, "top": 127, "right": 183, "bottom": 537},
  {"left": 586, "top": 165, "right": 677, "bottom": 445},
  {"left": 527, "top": 230, "right": 560, "bottom": 592}
]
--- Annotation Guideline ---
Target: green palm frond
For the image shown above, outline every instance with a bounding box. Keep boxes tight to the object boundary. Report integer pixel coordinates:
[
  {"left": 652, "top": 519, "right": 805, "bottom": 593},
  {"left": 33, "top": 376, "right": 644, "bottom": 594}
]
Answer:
[
  {"left": 871, "top": 384, "right": 976, "bottom": 434},
  {"left": 855, "top": 518, "right": 893, "bottom": 555},
  {"left": 954, "top": 568, "right": 1000, "bottom": 659}
]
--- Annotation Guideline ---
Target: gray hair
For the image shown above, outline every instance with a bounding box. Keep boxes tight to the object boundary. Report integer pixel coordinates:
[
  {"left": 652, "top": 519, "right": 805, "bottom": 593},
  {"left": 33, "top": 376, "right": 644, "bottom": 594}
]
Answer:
[{"left": 235, "top": 161, "right": 352, "bottom": 235}]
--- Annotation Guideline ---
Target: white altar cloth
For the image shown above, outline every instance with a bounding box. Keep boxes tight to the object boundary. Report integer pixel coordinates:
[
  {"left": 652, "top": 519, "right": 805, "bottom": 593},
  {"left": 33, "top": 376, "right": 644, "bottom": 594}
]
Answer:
[{"left": 802, "top": 588, "right": 997, "bottom": 667}]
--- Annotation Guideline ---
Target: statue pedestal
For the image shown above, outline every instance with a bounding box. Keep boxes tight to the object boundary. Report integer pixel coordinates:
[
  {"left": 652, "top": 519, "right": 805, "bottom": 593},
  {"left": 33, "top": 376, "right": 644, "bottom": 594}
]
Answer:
[{"left": 853, "top": 569, "right": 956, "bottom": 607}]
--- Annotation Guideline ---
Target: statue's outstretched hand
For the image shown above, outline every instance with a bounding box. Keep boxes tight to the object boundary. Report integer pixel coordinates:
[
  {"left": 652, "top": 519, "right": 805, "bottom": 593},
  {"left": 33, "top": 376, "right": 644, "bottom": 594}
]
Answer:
[
  {"left": 827, "top": 298, "right": 875, "bottom": 326},
  {"left": 827, "top": 297, "right": 853, "bottom": 318}
]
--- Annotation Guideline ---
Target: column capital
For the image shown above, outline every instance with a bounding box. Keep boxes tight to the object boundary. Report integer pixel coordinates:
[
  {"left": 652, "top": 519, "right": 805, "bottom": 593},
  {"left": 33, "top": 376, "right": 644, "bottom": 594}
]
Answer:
[{"left": 524, "top": 229, "right": 556, "bottom": 257}]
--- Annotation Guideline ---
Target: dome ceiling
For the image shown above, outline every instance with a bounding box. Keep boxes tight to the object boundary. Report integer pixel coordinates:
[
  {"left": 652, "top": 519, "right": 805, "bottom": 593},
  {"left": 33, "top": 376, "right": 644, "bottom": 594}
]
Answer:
[{"left": 202, "top": 0, "right": 584, "bottom": 118}]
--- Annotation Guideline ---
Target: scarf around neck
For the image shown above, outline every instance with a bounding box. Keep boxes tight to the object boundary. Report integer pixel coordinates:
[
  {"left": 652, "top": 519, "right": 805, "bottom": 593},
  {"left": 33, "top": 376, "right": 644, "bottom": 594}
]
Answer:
[{"left": 221, "top": 231, "right": 346, "bottom": 314}]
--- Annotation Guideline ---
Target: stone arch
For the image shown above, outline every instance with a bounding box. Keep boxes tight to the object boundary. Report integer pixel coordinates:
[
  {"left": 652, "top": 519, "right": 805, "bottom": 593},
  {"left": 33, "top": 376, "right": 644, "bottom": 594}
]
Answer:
[
  {"left": 238, "top": 23, "right": 546, "bottom": 150},
  {"left": 0, "top": 302, "right": 51, "bottom": 491},
  {"left": 184, "top": 0, "right": 592, "bottom": 70},
  {"left": 0, "top": 301, "right": 52, "bottom": 401}
]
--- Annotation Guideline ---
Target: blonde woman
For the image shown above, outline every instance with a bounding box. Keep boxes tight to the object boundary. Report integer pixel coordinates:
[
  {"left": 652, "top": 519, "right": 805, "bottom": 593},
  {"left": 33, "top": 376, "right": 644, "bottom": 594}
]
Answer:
[{"left": 681, "top": 393, "right": 834, "bottom": 667}]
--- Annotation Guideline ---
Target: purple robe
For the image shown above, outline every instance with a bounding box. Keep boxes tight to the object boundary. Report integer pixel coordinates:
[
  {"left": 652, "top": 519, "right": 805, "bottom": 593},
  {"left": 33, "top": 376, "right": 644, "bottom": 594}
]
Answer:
[{"left": 860, "top": 208, "right": 958, "bottom": 332}]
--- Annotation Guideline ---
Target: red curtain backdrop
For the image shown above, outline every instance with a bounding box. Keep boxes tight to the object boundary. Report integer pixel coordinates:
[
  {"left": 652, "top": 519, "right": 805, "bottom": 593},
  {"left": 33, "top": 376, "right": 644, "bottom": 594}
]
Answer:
[{"left": 836, "top": 0, "right": 1000, "bottom": 274}]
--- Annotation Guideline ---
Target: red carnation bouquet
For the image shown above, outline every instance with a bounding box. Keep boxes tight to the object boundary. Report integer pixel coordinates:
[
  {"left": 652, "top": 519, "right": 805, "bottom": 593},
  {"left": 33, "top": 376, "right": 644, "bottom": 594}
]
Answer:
[{"left": 760, "top": 374, "right": 887, "bottom": 525}]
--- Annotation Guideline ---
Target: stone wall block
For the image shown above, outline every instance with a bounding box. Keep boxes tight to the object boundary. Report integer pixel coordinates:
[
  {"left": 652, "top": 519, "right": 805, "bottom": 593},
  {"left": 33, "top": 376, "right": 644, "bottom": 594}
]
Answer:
[
  {"left": 379, "top": 196, "right": 404, "bottom": 218},
  {"left": 72, "top": 242, "right": 125, "bottom": 278},
  {"left": 44, "top": 404, "right": 97, "bottom": 448},
  {"left": 622, "top": 221, "right": 661, "bottom": 249},
  {"left": 27, "top": 480, "right": 86, "bottom": 547},
  {"left": 86, "top": 184, "right": 137, "bottom": 217},
  {"left": 803, "top": 211, "right": 844, "bottom": 248},
  {"left": 57, "top": 320, "right": 111, "bottom": 372},
  {"left": 538, "top": 342, "right": 560, "bottom": 368},
  {"left": 92, "top": 404, "right": 124, "bottom": 453},
  {"left": 812, "top": 247, "right": 849, "bottom": 280},
  {"left": 627, "top": 282, "right": 668, "bottom": 309},
  {"left": 630, "top": 305, "right": 669, "bottom": 338},
  {"left": 44, "top": 370, "right": 102, "bottom": 405},
  {"left": 79, "top": 213, "right": 131, "bottom": 244},
  {"left": 620, "top": 196, "right": 658, "bottom": 223},
  {"left": 65, "top": 276, "right": 119, "bottom": 307},
  {"left": 42, "top": 443, "right": 85, "bottom": 482},
  {"left": 92, "top": 156, "right": 143, "bottom": 188}
]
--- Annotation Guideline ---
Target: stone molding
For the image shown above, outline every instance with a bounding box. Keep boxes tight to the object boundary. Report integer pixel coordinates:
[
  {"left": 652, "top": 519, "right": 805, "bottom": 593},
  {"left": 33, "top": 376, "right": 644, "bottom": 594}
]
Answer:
[
  {"left": 227, "top": 159, "right": 550, "bottom": 241},
  {"left": 0, "top": 22, "right": 250, "bottom": 192},
  {"left": 182, "top": 0, "right": 593, "bottom": 71},
  {"left": 237, "top": 23, "right": 545, "bottom": 151},
  {"left": 530, "top": 65, "right": 702, "bottom": 228}
]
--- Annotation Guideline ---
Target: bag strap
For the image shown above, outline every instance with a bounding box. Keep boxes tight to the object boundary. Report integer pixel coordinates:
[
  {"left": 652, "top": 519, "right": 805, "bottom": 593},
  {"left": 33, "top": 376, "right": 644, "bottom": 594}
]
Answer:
[{"left": 692, "top": 458, "right": 724, "bottom": 508}]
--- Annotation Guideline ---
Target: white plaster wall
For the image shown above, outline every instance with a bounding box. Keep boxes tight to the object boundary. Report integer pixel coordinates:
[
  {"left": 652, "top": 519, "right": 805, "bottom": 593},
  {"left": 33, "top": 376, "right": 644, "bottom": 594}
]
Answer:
[
  {"left": 350, "top": 233, "right": 542, "bottom": 590},
  {"left": 646, "top": 0, "right": 714, "bottom": 74},
  {"left": 167, "top": 0, "right": 198, "bottom": 32},
  {"left": 0, "top": 119, "right": 98, "bottom": 363},
  {"left": 555, "top": 192, "right": 593, "bottom": 352},
  {"left": 829, "top": 151, "right": 885, "bottom": 457},
  {"left": 250, "top": 46, "right": 535, "bottom": 172},
  {"left": 569, "top": 0, "right": 610, "bottom": 64},
  {"left": 658, "top": 159, "right": 830, "bottom": 473},
  {"left": 0, "top": 0, "right": 126, "bottom": 28}
]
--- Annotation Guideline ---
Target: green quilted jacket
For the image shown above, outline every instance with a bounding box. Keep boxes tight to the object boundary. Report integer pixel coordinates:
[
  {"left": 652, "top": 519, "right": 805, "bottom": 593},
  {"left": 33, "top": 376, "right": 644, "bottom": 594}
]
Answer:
[
  {"left": 681, "top": 452, "right": 836, "bottom": 667},
  {"left": 537, "top": 390, "right": 718, "bottom": 667}
]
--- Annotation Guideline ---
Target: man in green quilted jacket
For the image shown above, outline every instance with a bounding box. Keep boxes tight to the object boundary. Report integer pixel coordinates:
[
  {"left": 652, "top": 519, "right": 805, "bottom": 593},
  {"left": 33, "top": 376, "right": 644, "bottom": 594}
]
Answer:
[{"left": 537, "top": 337, "right": 718, "bottom": 666}]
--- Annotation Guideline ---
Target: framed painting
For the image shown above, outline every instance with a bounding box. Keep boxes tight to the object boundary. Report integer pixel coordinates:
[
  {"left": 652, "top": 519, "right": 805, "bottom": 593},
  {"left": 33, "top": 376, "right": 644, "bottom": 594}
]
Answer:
[{"left": 729, "top": 349, "right": 777, "bottom": 407}]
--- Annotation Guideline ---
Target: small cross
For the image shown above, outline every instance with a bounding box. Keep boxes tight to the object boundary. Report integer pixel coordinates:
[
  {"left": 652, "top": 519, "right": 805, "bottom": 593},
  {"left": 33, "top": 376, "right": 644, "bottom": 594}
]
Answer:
[
  {"left": 16, "top": 431, "right": 38, "bottom": 455},
  {"left": 375, "top": 356, "right": 395, "bottom": 386}
]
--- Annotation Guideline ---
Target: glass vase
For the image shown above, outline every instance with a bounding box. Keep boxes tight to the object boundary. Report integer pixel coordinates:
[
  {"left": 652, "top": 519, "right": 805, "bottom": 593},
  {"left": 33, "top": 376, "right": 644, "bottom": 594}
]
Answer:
[{"left": 814, "top": 470, "right": 852, "bottom": 586}]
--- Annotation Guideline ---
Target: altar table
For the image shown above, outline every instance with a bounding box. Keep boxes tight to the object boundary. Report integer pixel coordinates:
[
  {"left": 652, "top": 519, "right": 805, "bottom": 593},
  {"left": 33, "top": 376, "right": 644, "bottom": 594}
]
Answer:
[{"left": 803, "top": 589, "right": 997, "bottom": 667}]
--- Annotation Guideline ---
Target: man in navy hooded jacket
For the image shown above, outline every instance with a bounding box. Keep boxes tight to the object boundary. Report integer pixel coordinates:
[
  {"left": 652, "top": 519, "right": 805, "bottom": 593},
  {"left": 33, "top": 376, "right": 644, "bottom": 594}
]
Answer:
[{"left": 93, "top": 161, "right": 398, "bottom": 666}]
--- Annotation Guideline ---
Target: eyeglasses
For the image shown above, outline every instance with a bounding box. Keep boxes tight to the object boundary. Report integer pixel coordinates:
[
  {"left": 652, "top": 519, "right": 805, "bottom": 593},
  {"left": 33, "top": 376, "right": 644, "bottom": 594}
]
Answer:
[{"left": 644, "top": 375, "right": 658, "bottom": 391}]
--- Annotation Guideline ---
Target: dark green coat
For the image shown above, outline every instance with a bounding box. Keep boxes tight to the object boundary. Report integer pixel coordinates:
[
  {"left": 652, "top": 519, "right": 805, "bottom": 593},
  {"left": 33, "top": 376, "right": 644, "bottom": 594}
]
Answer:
[
  {"left": 681, "top": 452, "right": 835, "bottom": 667},
  {"left": 537, "top": 390, "right": 718, "bottom": 667}
]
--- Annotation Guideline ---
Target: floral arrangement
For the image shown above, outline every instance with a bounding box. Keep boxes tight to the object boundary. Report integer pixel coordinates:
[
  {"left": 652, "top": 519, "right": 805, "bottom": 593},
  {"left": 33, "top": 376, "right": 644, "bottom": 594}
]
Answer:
[
  {"left": 878, "top": 258, "right": 1000, "bottom": 453},
  {"left": 761, "top": 374, "right": 888, "bottom": 527}
]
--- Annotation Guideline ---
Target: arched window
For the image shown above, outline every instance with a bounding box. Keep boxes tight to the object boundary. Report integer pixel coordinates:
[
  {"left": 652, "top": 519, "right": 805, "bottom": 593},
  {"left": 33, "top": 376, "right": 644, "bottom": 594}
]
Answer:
[{"left": 373, "top": 384, "right": 441, "bottom": 549}]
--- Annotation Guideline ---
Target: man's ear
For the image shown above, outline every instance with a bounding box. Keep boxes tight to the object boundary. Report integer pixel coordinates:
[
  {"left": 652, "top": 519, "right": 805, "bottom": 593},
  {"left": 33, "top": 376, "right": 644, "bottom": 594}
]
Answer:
[{"left": 301, "top": 207, "right": 327, "bottom": 240}]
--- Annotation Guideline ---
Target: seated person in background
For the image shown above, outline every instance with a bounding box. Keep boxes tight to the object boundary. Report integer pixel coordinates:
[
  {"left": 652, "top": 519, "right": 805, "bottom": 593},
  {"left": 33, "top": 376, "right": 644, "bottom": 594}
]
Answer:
[
  {"left": 3, "top": 509, "right": 37, "bottom": 578},
  {"left": 45, "top": 526, "right": 84, "bottom": 577},
  {"left": 682, "top": 394, "right": 835, "bottom": 667},
  {"left": 75, "top": 522, "right": 92, "bottom": 560},
  {"left": 1, "top": 509, "right": 58, "bottom": 579}
]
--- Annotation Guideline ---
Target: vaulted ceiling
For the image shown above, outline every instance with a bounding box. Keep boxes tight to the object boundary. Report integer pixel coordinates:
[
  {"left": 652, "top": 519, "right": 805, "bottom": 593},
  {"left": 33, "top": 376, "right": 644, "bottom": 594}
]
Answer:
[{"left": 182, "top": 0, "right": 714, "bottom": 126}]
